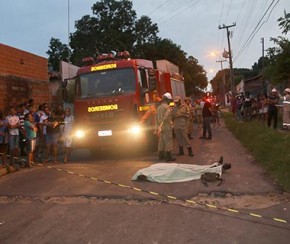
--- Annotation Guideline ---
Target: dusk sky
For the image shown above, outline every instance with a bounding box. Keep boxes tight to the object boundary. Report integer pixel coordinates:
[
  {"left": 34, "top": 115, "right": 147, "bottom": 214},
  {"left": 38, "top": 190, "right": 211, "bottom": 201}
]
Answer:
[{"left": 1, "top": 0, "right": 289, "bottom": 80}]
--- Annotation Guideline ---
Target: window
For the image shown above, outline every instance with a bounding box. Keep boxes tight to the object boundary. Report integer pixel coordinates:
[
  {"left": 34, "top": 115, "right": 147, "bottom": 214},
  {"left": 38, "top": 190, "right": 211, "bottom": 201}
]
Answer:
[{"left": 78, "top": 68, "right": 136, "bottom": 98}]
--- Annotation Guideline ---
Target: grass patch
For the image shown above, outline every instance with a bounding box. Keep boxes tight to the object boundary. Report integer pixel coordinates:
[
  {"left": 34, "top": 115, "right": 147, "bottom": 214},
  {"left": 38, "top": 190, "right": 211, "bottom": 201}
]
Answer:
[{"left": 223, "top": 113, "right": 290, "bottom": 191}]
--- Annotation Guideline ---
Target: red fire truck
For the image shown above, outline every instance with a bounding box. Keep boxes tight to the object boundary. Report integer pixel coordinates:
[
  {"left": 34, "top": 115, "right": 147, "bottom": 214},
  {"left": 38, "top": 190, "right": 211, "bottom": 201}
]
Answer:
[{"left": 65, "top": 52, "right": 185, "bottom": 154}]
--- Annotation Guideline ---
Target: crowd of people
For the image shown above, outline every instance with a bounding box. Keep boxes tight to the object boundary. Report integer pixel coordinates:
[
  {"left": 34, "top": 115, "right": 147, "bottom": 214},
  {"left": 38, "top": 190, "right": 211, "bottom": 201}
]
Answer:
[
  {"left": 0, "top": 93, "right": 224, "bottom": 167},
  {"left": 230, "top": 88, "right": 290, "bottom": 129},
  {"left": 0, "top": 100, "right": 74, "bottom": 168}
]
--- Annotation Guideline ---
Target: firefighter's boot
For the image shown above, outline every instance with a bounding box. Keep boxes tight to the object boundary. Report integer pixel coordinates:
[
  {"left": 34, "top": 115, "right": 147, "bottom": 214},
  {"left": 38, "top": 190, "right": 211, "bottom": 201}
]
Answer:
[
  {"left": 166, "top": 151, "right": 176, "bottom": 162},
  {"left": 158, "top": 151, "right": 166, "bottom": 161},
  {"left": 187, "top": 147, "right": 194, "bottom": 157},
  {"left": 177, "top": 146, "right": 184, "bottom": 156}
]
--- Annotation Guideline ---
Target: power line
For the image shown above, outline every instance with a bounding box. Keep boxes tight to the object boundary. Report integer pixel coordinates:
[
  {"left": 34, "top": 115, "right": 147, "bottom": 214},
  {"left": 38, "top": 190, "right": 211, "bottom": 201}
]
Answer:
[
  {"left": 234, "top": 0, "right": 280, "bottom": 63},
  {"left": 224, "top": 0, "right": 233, "bottom": 25},
  {"left": 234, "top": 0, "right": 258, "bottom": 49},
  {"left": 146, "top": 0, "right": 171, "bottom": 16},
  {"left": 157, "top": 0, "right": 200, "bottom": 25},
  {"left": 217, "top": 0, "right": 226, "bottom": 52},
  {"left": 234, "top": 0, "right": 247, "bottom": 24},
  {"left": 236, "top": 0, "right": 280, "bottom": 66}
]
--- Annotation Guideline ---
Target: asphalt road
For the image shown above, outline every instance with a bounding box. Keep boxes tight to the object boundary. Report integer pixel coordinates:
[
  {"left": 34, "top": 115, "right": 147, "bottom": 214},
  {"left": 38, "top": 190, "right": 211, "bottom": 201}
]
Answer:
[{"left": 0, "top": 119, "right": 290, "bottom": 243}]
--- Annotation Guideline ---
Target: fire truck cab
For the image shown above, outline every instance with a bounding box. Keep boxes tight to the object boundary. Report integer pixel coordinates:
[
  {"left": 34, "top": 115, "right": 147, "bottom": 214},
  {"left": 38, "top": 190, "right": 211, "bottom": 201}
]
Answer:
[{"left": 67, "top": 52, "right": 185, "bottom": 154}]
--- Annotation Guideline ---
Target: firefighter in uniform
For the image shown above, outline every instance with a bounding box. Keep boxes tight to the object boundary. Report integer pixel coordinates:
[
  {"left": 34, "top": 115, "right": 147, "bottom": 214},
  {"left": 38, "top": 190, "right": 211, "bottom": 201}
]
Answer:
[
  {"left": 172, "top": 96, "right": 194, "bottom": 157},
  {"left": 157, "top": 93, "right": 175, "bottom": 161},
  {"left": 282, "top": 88, "right": 290, "bottom": 129},
  {"left": 140, "top": 97, "right": 162, "bottom": 151},
  {"left": 140, "top": 97, "right": 162, "bottom": 131},
  {"left": 184, "top": 97, "right": 194, "bottom": 139}
]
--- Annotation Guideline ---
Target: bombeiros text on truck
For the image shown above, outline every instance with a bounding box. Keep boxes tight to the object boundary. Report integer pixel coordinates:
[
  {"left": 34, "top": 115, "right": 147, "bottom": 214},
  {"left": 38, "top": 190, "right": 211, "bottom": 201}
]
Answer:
[{"left": 63, "top": 51, "right": 185, "bottom": 155}]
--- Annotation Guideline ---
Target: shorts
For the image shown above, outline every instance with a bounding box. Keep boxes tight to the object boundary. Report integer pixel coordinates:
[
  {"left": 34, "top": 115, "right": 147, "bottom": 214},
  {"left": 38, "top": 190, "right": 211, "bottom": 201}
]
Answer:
[
  {"left": 45, "top": 133, "right": 59, "bottom": 145},
  {"left": 27, "top": 138, "right": 36, "bottom": 153},
  {"left": 8, "top": 135, "right": 19, "bottom": 150},
  {"left": 262, "top": 107, "right": 268, "bottom": 113}
]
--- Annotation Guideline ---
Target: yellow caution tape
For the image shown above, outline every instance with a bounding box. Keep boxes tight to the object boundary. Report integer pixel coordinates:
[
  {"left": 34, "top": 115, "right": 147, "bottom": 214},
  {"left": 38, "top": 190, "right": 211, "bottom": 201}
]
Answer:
[{"left": 11, "top": 159, "right": 287, "bottom": 227}]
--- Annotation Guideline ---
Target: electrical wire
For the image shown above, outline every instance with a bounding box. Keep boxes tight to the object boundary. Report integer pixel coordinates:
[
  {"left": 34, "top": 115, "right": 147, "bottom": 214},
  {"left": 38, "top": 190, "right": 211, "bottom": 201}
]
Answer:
[
  {"left": 235, "top": 0, "right": 280, "bottom": 65},
  {"left": 146, "top": 0, "right": 171, "bottom": 16},
  {"left": 153, "top": 0, "right": 199, "bottom": 25},
  {"left": 224, "top": 0, "right": 233, "bottom": 26},
  {"left": 234, "top": 0, "right": 280, "bottom": 63},
  {"left": 217, "top": 0, "right": 226, "bottom": 52},
  {"left": 233, "top": 0, "right": 257, "bottom": 49},
  {"left": 234, "top": 0, "right": 247, "bottom": 24}
]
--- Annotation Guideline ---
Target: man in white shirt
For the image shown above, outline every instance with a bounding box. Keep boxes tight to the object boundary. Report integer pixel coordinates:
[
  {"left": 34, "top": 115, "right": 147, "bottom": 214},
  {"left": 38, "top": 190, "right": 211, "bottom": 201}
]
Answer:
[{"left": 6, "top": 107, "right": 20, "bottom": 164}]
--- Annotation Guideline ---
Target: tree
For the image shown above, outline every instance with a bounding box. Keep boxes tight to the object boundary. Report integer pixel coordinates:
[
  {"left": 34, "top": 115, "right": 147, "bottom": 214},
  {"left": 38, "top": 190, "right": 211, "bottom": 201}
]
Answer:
[
  {"left": 183, "top": 56, "right": 208, "bottom": 96},
  {"left": 133, "top": 16, "right": 159, "bottom": 57},
  {"left": 47, "top": 0, "right": 207, "bottom": 96},
  {"left": 91, "top": 0, "right": 136, "bottom": 52},
  {"left": 69, "top": 15, "right": 100, "bottom": 66},
  {"left": 265, "top": 36, "right": 290, "bottom": 83},
  {"left": 278, "top": 10, "right": 290, "bottom": 35},
  {"left": 210, "top": 69, "right": 230, "bottom": 95},
  {"left": 243, "top": 11, "right": 290, "bottom": 87},
  {"left": 46, "top": 38, "right": 70, "bottom": 71},
  {"left": 138, "top": 39, "right": 207, "bottom": 96},
  {"left": 68, "top": 0, "right": 160, "bottom": 66}
]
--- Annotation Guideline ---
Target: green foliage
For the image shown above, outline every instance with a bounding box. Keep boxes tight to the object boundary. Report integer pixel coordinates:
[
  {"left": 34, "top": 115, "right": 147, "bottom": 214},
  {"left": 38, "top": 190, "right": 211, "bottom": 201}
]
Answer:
[
  {"left": 47, "top": 0, "right": 207, "bottom": 96},
  {"left": 69, "top": 15, "right": 100, "bottom": 66},
  {"left": 224, "top": 113, "right": 290, "bottom": 191},
  {"left": 265, "top": 36, "right": 290, "bottom": 83},
  {"left": 46, "top": 38, "right": 70, "bottom": 71},
  {"left": 260, "top": 11, "right": 290, "bottom": 84},
  {"left": 183, "top": 56, "right": 208, "bottom": 94},
  {"left": 278, "top": 10, "right": 290, "bottom": 35},
  {"left": 137, "top": 39, "right": 208, "bottom": 94}
]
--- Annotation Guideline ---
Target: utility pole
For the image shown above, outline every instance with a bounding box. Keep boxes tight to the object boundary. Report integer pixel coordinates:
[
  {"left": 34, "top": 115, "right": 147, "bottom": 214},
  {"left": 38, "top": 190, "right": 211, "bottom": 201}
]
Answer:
[
  {"left": 216, "top": 59, "right": 226, "bottom": 70},
  {"left": 261, "top": 37, "right": 265, "bottom": 93},
  {"left": 219, "top": 23, "right": 236, "bottom": 94}
]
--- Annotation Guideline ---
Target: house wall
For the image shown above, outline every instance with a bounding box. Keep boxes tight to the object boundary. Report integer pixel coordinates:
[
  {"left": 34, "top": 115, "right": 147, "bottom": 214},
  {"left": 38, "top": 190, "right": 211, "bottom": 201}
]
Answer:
[{"left": 0, "top": 43, "right": 51, "bottom": 110}]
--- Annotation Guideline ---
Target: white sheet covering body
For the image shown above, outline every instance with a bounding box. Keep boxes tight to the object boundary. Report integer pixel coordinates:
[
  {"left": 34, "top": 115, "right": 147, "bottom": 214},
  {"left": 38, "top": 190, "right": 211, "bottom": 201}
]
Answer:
[{"left": 132, "top": 163, "right": 222, "bottom": 183}]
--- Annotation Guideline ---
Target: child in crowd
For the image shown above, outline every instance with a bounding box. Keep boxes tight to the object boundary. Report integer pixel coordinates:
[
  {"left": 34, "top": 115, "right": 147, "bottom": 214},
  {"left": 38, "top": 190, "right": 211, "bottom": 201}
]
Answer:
[{"left": 24, "top": 113, "right": 38, "bottom": 168}]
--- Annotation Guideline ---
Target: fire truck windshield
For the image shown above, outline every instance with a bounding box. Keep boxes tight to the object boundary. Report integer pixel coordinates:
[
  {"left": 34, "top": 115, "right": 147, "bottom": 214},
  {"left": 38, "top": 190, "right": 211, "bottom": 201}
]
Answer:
[{"left": 78, "top": 68, "right": 136, "bottom": 99}]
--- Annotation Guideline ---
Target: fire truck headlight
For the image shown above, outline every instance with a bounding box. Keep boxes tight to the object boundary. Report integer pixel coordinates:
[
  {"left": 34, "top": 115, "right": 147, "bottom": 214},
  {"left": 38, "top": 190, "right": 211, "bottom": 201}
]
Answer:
[
  {"left": 128, "top": 125, "right": 141, "bottom": 135},
  {"left": 75, "top": 130, "right": 85, "bottom": 138}
]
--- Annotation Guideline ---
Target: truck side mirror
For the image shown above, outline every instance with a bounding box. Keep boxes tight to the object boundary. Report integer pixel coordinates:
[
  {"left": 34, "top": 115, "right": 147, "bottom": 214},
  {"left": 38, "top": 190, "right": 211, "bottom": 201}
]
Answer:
[
  {"left": 148, "top": 68, "right": 157, "bottom": 91},
  {"left": 141, "top": 87, "right": 149, "bottom": 94},
  {"left": 149, "top": 77, "right": 157, "bottom": 91}
]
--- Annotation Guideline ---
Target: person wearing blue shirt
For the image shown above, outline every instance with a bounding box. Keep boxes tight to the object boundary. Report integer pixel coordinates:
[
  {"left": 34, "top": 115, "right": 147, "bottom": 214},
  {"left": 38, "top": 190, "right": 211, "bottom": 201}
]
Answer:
[{"left": 24, "top": 113, "right": 37, "bottom": 168}]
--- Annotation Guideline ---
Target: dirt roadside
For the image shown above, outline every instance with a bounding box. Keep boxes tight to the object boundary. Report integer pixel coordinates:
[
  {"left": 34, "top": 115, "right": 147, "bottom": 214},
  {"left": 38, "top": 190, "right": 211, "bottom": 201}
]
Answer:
[{"left": 167, "top": 117, "right": 289, "bottom": 209}]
